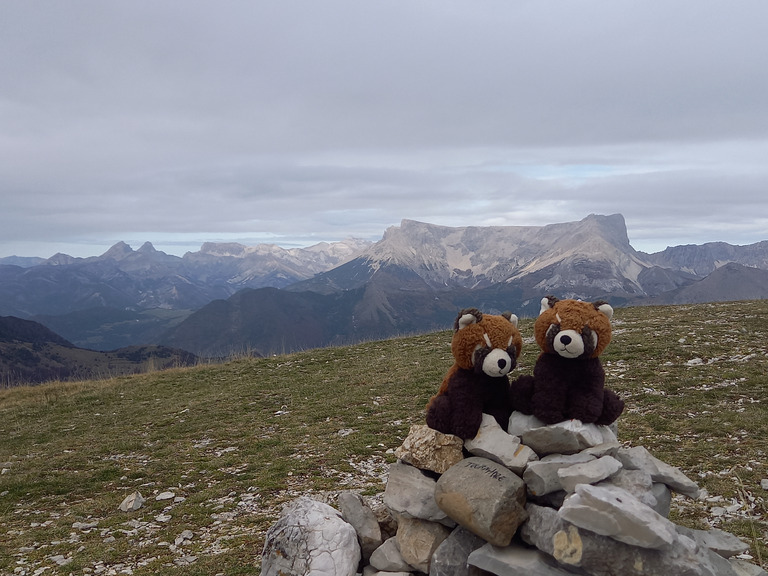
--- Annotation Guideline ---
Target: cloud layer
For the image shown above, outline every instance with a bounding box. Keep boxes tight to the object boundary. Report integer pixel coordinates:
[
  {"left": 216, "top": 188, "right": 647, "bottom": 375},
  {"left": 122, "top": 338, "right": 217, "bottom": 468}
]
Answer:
[{"left": 2, "top": 1, "right": 767, "bottom": 257}]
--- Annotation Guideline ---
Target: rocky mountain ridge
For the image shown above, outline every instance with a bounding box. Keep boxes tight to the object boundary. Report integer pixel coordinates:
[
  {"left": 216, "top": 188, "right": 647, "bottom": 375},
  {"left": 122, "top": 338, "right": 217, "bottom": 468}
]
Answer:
[
  {"left": 2, "top": 214, "right": 767, "bottom": 356},
  {"left": 0, "top": 238, "right": 372, "bottom": 318},
  {"left": 292, "top": 214, "right": 696, "bottom": 299}
]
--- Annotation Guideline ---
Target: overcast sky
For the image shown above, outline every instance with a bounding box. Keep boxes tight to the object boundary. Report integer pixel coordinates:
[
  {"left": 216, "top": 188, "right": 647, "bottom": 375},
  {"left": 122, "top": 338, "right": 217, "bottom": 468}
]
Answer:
[{"left": 2, "top": 1, "right": 767, "bottom": 259}]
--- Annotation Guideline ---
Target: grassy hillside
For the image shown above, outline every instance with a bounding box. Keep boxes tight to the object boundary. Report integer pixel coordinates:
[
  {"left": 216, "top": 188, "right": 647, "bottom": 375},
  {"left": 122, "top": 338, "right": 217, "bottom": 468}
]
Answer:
[{"left": 1, "top": 300, "right": 767, "bottom": 575}]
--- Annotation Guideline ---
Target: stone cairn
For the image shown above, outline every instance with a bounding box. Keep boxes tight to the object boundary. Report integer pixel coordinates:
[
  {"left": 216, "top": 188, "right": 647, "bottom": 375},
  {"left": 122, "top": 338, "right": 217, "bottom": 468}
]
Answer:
[{"left": 262, "top": 412, "right": 767, "bottom": 576}]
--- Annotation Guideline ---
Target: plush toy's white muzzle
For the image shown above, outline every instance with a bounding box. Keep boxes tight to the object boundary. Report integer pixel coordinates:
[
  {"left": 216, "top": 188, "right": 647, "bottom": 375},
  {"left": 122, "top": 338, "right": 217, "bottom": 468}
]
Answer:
[
  {"left": 481, "top": 348, "right": 514, "bottom": 377},
  {"left": 553, "top": 329, "right": 586, "bottom": 359}
]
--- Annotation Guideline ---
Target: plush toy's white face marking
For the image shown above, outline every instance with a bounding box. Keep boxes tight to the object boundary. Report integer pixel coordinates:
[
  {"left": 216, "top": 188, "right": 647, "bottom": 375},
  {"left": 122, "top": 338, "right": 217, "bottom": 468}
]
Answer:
[
  {"left": 480, "top": 347, "right": 514, "bottom": 376},
  {"left": 472, "top": 333, "right": 516, "bottom": 376},
  {"left": 547, "top": 326, "right": 599, "bottom": 359}
]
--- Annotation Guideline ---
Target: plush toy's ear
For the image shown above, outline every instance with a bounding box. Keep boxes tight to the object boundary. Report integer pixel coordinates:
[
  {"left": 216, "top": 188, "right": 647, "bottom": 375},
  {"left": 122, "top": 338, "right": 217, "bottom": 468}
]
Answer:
[
  {"left": 501, "top": 311, "right": 519, "bottom": 328},
  {"left": 539, "top": 295, "right": 559, "bottom": 315},
  {"left": 593, "top": 300, "right": 614, "bottom": 321},
  {"left": 455, "top": 308, "right": 482, "bottom": 331}
]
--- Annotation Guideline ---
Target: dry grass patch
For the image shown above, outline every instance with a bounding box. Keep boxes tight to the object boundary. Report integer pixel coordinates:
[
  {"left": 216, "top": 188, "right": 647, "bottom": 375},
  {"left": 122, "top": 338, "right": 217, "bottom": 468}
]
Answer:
[{"left": 1, "top": 300, "right": 767, "bottom": 574}]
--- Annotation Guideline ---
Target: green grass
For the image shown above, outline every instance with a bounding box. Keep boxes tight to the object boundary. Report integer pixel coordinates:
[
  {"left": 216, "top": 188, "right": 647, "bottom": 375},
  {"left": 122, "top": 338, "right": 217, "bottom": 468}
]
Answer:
[{"left": 1, "top": 300, "right": 768, "bottom": 574}]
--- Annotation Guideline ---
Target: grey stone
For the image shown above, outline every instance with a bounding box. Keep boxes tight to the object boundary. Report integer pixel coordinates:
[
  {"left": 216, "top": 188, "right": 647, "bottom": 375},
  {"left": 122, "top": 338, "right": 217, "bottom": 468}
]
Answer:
[
  {"left": 429, "top": 526, "right": 487, "bottom": 576},
  {"left": 507, "top": 411, "right": 546, "bottom": 436},
  {"left": 649, "top": 454, "right": 701, "bottom": 499},
  {"left": 522, "top": 503, "right": 737, "bottom": 576},
  {"left": 523, "top": 453, "right": 595, "bottom": 497},
  {"left": 558, "top": 484, "right": 678, "bottom": 550},
  {"left": 261, "top": 496, "right": 360, "bottom": 576},
  {"left": 557, "top": 455, "right": 623, "bottom": 493},
  {"left": 396, "top": 516, "right": 451, "bottom": 574},
  {"left": 599, "top": 468, "right": 655, "bottom": 503},
  {"left": 384, "top": 461, "right": 452, "bottom": 525},
  {"left": 730, "top": 558, "right": 768, "bottom": 576},
  {"left": 468, "top": 542, "right": 585, "bottom": 575},
  {"left": 395, "top": 424, "right": 465, "bottom": 474},
  {"left": 676, "top": 526, "right": 749, "bottom": 558},
  {"left": 464, "top": 413, "right": 538, "bottom": 475},
  {"left": 651, "top": 482, "right": 672, "bottom": 517},
  {"left": 338, "top": 491, "right": 383, "bottom": 562},
  {"left": 616, "top": 445, "right": 700, "bottom": 499},
  {"left": 369, "top": 537, "right": 414, "bottom": 573},
  {"left": 581, "top": 441, "right": 621, "bottom": 459},
  {"left": 118, "top": 491, "right": 145, "bottom": 512},
  {"left": 521, "top": 418, "right": 617, "bottom": 457},
  {"left": 435, "top": 457, "right": 528, "bottom": 547},
  {"left": 175, "top": 529, "right": 193, "bottom": 546},
  {"left": 522, "top": 424, "right": 582, "bottom": 456},
  {"left": 615, "top": 445, "right": 660, "bottom": 474}
]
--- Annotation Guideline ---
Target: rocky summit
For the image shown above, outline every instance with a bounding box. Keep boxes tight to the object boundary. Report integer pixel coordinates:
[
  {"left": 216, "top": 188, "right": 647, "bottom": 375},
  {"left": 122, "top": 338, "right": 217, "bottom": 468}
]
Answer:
[{"left": 262, "top": 413, "right": 767, "bottom": 576}]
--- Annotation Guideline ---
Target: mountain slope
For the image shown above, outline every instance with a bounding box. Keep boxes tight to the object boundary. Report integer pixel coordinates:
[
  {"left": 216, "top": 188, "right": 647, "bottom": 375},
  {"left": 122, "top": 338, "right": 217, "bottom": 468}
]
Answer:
[
  {"left": 158, "top": 279, "right": 463, "bottom": 357},
  {"left": 644, "top": 241, "right": 768, "bottom": 276},
  {"left": 169, "top": 215, "right": 768, "bottom": 357},
  {"left": 644, "top": 262, "right": 768, "bottom": 305},
  {"left": 295, "top": 214, "right": 667, "bottom": 299},
  {"left": 0, "top": 316, "right": 197, "bottom": 387}
]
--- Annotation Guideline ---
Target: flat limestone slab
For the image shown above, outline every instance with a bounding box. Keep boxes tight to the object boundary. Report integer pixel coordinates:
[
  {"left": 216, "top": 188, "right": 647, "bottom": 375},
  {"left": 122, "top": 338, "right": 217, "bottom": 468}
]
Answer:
[
  {"left": 468, "top": 542, "right": 582, "bottom": 575},
  {"left": 558, "top": 484, "right": 678, "bottom": 550}
]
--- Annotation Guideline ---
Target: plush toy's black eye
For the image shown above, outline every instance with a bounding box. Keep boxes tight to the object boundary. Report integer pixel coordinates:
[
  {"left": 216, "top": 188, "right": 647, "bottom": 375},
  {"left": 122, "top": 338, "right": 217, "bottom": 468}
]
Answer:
[
  {"left": 472, "top": 346, "right": 490, "bottom": 374},
  {"left": 506, "top": 345, "right": 518, "bottom": 370},
  {"left": 581, "top": 325, "right": 596, "bottom": 356},
  {"left": 545, "top": 323, "right": 560, "bottom": 352}
]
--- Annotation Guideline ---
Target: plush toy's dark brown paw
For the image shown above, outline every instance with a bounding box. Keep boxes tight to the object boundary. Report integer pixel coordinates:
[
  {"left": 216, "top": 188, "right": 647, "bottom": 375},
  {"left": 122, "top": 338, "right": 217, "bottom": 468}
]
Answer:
[
  {"left": 595, "top": 389, "right": 625, "bottom": 426},
  {"left": 425, "top": 395, "right": 452, "bottom": 435}
]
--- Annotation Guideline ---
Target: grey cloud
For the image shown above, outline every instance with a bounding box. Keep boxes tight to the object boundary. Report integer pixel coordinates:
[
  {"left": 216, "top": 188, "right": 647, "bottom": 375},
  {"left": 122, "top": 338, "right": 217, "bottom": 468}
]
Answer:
[{"left": 1, "top": 1, "right": 768, "bottom": 257}]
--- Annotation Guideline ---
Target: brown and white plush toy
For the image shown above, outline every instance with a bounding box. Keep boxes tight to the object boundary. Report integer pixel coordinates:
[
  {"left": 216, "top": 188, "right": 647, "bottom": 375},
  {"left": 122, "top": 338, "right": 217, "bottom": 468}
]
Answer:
[
  {"left": 510, "top": 296, "right": 624, "bottom": 426},
  {"left": 426, "top": 307, "right": 523, "bottom": 440}
]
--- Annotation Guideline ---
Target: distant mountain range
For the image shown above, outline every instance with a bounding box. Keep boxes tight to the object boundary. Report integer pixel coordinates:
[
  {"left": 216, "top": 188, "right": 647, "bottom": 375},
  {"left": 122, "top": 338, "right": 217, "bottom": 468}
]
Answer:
[
  {"left": 2, "top": 214, "right": 768, "bottom": 363},
  {"left": 0, "top": 315, "right": 196, "bottom": 387}
]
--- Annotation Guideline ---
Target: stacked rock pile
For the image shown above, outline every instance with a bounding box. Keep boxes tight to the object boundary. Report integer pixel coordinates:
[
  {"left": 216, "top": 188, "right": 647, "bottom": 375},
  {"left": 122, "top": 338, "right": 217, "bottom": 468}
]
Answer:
[{"left": 262, "top": 412, "right": 766, "bottom": 576}]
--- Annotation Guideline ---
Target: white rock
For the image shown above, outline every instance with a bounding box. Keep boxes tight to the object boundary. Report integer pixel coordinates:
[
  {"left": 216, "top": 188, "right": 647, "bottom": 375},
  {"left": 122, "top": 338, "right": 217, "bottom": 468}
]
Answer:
[
  {"left": 175, "top": 529, "right": 193, "bottom": 546},
  {"left": 156, "top": 491, "right": 176, "bottom": 501},
  {"left": 262, "top": 496, "right": 360, "bottom": 576},
  {"left": 559, "top": 484, "right": 679, "bottom": 550},
  {"left": 383, "top": 461, "right": 452, "bottom": 525},
  {"left": 521, "top": 417, "right": 617, "bottom": 456},
  {"left": 557, "top": 455, "right": 623, "bottom": 493},
  {"left": 368, "top": 537, "right": 414, "bottom": 572},
  {"left": 523, "top": 453, "right": 595, "bottom": 496},
  {"left": 118, "top": 491, "right": 146, "bottom": 512},
  {"left": 616, "top": 445, "right": 700, "bottom": 498},
  {"left": 507, "top": 411, "right": 546, "bottom": 436},
  {"left": 464, "top": 413, "right": 538, "bottom": 474}
]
